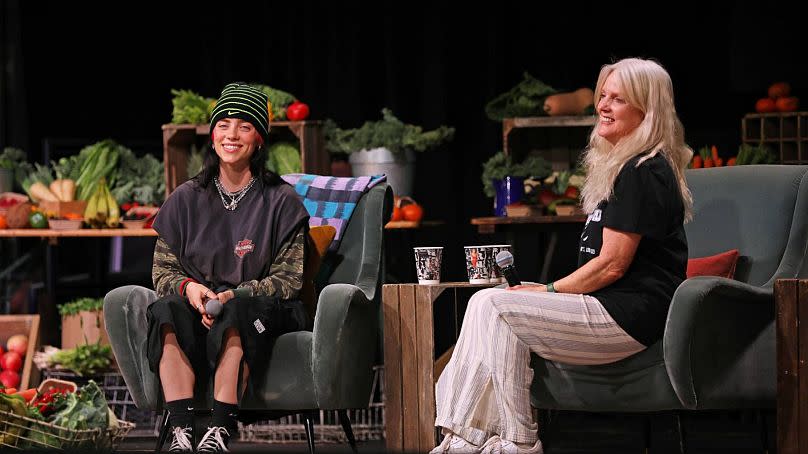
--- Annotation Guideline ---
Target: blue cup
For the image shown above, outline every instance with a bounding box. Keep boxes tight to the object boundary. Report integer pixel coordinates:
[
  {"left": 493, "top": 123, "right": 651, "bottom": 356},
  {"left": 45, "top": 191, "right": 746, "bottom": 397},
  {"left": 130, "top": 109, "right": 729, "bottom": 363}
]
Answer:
[{"left": 493, "top": 176, "right": 525, "bottom": 217}]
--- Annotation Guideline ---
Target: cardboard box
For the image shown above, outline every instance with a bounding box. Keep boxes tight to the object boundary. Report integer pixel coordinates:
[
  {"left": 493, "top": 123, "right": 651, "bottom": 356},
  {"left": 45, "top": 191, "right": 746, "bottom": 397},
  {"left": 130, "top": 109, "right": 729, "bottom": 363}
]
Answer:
[
  {"left": 0, "top": 314, "right": 41, "bottom": 389},
  {"left": 61, "top": 310, "right": 109, "bottom": 350},
  {"left": 38, "top": 200, "right": 87, "bottom": 218},
  {"left": 506, "top": 203, "right": 544, "bottom": 217}
]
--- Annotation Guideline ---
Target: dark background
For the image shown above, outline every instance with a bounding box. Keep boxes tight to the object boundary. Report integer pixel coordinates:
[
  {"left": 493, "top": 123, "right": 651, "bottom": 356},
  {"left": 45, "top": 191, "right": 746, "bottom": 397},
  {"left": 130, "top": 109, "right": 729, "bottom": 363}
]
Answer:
[{"left": 2, "top": 0, "right": 807, "bottom": 285}]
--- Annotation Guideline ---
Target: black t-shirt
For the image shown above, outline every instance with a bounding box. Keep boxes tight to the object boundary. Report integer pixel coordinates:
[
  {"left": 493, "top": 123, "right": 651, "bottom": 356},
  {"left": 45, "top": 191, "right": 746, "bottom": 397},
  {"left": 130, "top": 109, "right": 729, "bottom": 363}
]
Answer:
[{"left": 577, "top": 153, "right": 687, "bottom": 346}]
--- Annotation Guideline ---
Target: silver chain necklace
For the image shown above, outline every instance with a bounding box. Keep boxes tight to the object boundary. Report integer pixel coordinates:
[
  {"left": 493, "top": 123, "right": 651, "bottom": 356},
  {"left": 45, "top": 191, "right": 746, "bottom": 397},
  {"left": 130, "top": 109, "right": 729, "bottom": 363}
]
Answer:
[{"left": 214, "top": 176, "right": 256, "bottom": 211}]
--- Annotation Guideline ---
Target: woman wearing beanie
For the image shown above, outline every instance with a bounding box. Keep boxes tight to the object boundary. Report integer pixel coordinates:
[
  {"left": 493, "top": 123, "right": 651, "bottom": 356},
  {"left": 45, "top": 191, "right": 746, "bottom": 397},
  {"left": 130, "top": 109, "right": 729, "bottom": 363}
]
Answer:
[{"left": 147, "top": 82, "right": 310, "bottom": 452}]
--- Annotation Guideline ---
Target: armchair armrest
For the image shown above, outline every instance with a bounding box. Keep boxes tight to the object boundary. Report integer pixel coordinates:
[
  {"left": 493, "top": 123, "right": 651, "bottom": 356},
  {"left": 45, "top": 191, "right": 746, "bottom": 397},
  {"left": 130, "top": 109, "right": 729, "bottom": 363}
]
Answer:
[
  {"left": 311, "top": 283, "right": 378, "bottom": 409},
  {"left": 664, "top": 277, "right": 775, "bottom": 409}
]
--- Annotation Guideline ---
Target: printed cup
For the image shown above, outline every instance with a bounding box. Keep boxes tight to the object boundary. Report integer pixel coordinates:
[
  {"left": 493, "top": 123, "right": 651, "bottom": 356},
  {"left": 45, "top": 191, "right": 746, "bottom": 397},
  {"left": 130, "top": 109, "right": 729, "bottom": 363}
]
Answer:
[
  {"left": 414, "top": 247, "right": 443, "bottom": 284},
  {"left": 488, "top": 244, "right": 513, "bottom": 283},
  {"left": 464, "top": 245, "right": 496, "bottom": 284}
]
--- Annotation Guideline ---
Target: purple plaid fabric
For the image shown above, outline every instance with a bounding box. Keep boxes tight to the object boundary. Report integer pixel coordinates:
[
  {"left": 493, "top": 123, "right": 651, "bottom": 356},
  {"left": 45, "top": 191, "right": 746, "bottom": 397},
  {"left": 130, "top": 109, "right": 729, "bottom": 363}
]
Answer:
[{"left": 281, "top": 173, "right": 386, "bottom": 251}]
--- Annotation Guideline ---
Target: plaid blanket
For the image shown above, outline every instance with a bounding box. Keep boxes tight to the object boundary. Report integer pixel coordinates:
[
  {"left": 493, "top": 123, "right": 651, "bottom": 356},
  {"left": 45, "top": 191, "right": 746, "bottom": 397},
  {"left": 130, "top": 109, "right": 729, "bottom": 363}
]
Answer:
[{"left": 281, "top": 173, "right": 387, "bottom": 251}]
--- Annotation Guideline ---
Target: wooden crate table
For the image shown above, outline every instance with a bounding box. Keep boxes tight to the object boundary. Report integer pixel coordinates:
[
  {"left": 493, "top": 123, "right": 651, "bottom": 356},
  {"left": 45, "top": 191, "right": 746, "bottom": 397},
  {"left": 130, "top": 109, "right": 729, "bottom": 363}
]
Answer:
[
  {"left": 776, "top": 279, "right": 808, "bottom": 454},
  {"left": 382, "top": 282, "right": 496, "bottom": 453}
]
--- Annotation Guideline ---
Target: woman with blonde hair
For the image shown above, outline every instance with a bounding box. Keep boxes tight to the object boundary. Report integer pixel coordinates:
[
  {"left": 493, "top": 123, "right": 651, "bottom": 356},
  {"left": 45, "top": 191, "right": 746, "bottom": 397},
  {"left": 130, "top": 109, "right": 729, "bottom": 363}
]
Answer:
[{"left": 431, "top": 57, "right": 692, "bottom": 454}]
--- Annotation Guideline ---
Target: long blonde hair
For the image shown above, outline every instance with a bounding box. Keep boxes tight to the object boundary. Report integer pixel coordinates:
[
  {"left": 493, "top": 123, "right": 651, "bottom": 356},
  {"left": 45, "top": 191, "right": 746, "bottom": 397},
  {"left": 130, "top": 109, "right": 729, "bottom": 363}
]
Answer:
[{"left": 580, "top": 58, "right": 693, "bottom": 221}]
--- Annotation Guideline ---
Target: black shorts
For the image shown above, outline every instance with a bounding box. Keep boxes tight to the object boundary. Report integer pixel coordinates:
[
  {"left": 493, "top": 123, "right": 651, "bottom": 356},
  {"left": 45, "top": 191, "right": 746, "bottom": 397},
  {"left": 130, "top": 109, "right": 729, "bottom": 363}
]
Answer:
[{"left": 146, "top": 294, "right": 309, "bottom": 387}]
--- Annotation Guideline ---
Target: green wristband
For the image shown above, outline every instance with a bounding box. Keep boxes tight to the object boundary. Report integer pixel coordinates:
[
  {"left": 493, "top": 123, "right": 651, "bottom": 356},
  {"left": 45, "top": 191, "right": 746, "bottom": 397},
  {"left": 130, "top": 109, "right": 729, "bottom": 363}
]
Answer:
[{"left": 546, "top": 282, "right": 556, "bottom": 293}]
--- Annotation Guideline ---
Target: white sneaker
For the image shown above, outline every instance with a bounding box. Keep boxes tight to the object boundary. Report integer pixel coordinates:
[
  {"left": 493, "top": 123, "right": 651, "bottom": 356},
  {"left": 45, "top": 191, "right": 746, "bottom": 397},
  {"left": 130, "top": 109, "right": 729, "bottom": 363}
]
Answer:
[
  {"left": 168, "top": 426, "right": 194, "bottom": 452},
  {"left": 429, "top": 432, "right": 483, "bottom": 453},
  {"left": 479, "top": 436, "right": 543, "bottom": 454},
  {"left": 197, "top": 426, "right": 230, "bottom": 452}
]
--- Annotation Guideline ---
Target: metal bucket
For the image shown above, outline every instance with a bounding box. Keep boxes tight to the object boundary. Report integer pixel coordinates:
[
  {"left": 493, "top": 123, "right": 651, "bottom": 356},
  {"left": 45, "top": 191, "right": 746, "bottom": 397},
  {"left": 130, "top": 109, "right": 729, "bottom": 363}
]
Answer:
[{"left": 348, "top": 147, "right": 415, "bottom": 196}]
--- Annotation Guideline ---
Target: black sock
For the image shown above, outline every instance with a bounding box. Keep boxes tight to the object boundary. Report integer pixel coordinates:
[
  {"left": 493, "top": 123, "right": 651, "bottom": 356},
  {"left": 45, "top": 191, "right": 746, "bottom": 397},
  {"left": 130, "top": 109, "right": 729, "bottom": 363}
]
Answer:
[
  {"left": 212, "top": 400, "right": 239, "bottom": 435},
  {"left": 166, "top": 398, "right": 194, "bottom": 430}
]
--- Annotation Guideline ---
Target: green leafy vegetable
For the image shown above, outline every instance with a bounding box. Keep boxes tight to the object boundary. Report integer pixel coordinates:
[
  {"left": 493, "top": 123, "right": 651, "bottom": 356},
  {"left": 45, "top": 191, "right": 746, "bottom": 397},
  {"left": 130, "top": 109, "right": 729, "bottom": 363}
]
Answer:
[
  {"left": 0, "top": 147, "right": 33, "bottom": 190},
  {"left": 58, "top": 297, "right": 104, "bottom": 316},
  {"left": 324, "top": 109, "right": 455, "bottom": 154},
  {"left": 481, "top": 151, "right": 552, "bottom": 197},
  {"left": 73, "top": 140, "right": 126, "bottom": 201},
  {"left": 266, "top": 142, "right": 302, "bottom": 175},
  {"left": 736, "top": 143, "right": 777, "bottom": 165},
  {"left": 187, "top": 143, "right": 206, "bottom": 178},
  {"left": 171, "top": 89, "right": 216, "bottom": 124},
  {"left": 250, "top": 84, "right": 296, "bottom": 120},
  {"left": 109, "top": 148, "right": 164, "bottom": 205},
  {"left": 485, "top": 72, "right": 557, "bottom": 121},
  {"left": 50, "top": 343, "right": 113, "bottom": 376}
]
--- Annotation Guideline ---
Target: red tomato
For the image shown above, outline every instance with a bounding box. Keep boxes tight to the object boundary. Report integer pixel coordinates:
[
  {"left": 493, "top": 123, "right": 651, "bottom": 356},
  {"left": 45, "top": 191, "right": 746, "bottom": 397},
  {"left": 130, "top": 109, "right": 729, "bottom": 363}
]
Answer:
[
  {"left": 538, "top": 189, "right": 558, "bottom": 207},
  {"left": 0, "top": 370, "right": 20, "bottom": 389},
  {"left": 286, "top": 101, "right": 310, "bottom": 121},
  {"left": 776, "top": 96, "right": 799, "bottom": 112},
  {"left": 564, "top": 185, "right": 580, "bottom": 199},
  {"left": 401, "top": 203, "right": 423, "bottom": 222},
  {"left": 0, "top": 352, "right": 22, "bottom": 372},
  {"left": 755, "top": 98, "right": 777, "bottom": 113}
]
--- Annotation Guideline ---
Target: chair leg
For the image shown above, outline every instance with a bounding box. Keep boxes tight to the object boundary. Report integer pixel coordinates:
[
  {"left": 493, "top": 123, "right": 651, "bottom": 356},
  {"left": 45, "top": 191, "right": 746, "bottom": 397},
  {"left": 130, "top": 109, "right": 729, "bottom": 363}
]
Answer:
[
  {"left": 675, "top": 411, "right": 687, "bottom": 454},
  {"left": 338, "top": 409, "right": 359, "bottom": 453},
  {"left": 304, "top": 413, "right": 317, "bottom": 454},
  {"left": 155, "top": 409, "right": 170, "bottom": 453}
]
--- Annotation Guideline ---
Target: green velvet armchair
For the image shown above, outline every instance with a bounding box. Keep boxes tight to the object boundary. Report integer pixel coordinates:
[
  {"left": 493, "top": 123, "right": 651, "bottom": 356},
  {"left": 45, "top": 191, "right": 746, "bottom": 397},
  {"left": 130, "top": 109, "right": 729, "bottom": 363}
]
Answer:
[
  {"left": 103, "top": 183, "right": 393, "bottom": 453},
  {"left": 529, "top": 165, "right": 808, "bottom": 441}
]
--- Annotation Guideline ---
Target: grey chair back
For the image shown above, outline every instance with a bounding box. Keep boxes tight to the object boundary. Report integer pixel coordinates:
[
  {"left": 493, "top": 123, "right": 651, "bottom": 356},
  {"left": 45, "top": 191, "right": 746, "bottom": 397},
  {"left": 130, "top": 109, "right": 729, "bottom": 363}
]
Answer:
[
  {"left": 685, "top": 165, "right": 808, "bottom": 286},
  {"left": 324, "top": 183, "right": 393, "bottom": 303}
]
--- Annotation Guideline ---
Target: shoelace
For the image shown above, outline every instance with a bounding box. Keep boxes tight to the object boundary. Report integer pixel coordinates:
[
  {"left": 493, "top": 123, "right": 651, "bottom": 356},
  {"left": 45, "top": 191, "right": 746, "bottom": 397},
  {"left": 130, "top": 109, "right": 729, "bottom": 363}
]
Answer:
[
  {"left": 168, "top": 426, "right": 193, "bottom": 452},
  {"left": 197, "top": 426, "right": 230, "bottom": 452}
]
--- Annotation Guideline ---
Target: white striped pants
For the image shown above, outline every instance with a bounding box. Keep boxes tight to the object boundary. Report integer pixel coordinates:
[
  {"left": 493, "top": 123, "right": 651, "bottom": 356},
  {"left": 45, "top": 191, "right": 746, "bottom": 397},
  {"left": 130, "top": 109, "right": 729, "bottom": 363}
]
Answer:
[{"left": 434, "top": 288, "right": 645, "bottom": 445}]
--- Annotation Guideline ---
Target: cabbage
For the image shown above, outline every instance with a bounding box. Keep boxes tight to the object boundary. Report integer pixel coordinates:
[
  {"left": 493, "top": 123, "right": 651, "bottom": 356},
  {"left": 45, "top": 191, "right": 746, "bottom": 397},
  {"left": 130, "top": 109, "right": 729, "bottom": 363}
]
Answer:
[{"left": 266, "top": 142, "right": 302, "bottom": 176}]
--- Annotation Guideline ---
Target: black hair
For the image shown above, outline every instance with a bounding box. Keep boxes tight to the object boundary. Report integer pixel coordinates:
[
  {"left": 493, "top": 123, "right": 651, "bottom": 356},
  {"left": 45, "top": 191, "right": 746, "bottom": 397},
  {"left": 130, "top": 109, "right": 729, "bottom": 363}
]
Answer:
[{"left": 193, "top": 141, "right": 282, "bottom": 189}]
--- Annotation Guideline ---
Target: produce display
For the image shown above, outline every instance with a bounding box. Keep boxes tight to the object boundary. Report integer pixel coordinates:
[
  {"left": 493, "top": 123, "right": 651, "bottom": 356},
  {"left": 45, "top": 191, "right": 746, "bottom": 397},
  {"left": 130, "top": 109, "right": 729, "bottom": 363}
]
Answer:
[
  {"left": 0, "top": 334, "right": 28, "bottom": 390},
  {"left": 0, "top": 379, "right": 131, "bottom": 450},
  {"left": 0, "top": 140, "right": 162, "bottom": 230},
  {"left": 543, "top": 88, "right": 595, "bottom": 116},
  {"left": 754, "top": 82, "right": 799, "bottom": 113},
  {"left": 485, "top": 72, "right": 558, "bottom": 121},
  {"left": 689, "top": 144, "right": 776, "bottom": 169},
  {"left": 171, "top": 84, "right": 305, "bottom": 123}
]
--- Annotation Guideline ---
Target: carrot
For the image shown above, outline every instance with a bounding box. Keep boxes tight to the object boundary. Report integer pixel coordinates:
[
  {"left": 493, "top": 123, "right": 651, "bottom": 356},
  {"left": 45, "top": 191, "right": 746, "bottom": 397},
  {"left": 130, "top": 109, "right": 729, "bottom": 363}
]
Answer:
[
  {"left": 14, "top": 388, "right": 37, "bottom": 402},
  {"left": 715, "top": 157, "right": 724, "bottom": 167},
  {"left": 703, "top": 157, "right": 715, "bottom": 168},
  {"left": 727, "top": 157, "right": 737, "bottom": 166},
  {"left": 711, "top": 145, "right": 719, "bottom": 161},
  {"left": 691, "top": 155, "right": 703, "bottom": 169}
]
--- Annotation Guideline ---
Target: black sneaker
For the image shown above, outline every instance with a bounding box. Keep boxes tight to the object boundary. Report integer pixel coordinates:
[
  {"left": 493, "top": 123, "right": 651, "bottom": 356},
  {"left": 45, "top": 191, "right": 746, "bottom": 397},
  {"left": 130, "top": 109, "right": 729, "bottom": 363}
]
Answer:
[
  {"left": 168, "top": 426, "right": 194, "bottom": 452},
  {"left": 196, "top": 426, "right": 231, "bottom": 452}
]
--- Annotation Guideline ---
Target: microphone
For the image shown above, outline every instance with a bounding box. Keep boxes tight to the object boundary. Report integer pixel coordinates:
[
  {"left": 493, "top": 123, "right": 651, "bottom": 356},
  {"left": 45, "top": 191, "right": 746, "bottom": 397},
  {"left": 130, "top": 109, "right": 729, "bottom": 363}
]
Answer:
[
  {"left": 205, "top": 299, "right": 223, "bottom": 317},
  {"left": 495, "top": 250, "right": 521, "bottom": 287}
]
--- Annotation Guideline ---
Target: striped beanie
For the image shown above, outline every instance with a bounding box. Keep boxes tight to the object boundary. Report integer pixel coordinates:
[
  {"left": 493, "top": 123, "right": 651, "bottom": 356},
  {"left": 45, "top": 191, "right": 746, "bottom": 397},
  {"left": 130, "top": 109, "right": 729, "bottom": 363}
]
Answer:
[{"left": 209, "top": 83, "right": 270, "bottom": 143}]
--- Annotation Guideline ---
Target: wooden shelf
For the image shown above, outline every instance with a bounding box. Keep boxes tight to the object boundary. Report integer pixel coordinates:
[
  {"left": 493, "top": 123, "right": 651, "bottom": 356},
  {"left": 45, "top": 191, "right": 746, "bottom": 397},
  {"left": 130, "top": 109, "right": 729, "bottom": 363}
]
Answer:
[
  {"left": 0, "top": 228, "right": 157, "bottom": 237},
  {"left": 741, "top": 112, "right": 808, "bottom": 164},
  {"left": 162, "top": 120, "right": 329, "bottom": 197},
  {"left": 471, "top": 215, "right": 587, "bottom": 225}
]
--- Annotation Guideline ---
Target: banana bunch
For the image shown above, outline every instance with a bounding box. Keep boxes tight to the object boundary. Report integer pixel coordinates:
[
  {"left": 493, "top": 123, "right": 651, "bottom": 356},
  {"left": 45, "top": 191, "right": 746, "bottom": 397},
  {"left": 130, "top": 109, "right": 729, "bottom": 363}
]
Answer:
[{"left": 83, "top": 178, "right": 120, "bottom": 228}]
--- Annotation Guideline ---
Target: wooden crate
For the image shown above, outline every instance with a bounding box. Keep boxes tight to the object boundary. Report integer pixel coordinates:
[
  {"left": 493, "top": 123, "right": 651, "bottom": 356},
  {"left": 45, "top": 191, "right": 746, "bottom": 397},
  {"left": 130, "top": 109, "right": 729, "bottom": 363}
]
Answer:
[
  {"left": 382, "top": 282, "right": 496, "bottom": 453},
  {"left": 38, "top": 200, "right": 87, "bottom": 218},
  {"left": 775, "top": 279, "right": 808, "bottom": 454},
  {"left": 162, "top": 121, "right": 330, "bottom": 198},
  {"left": 741, "top": 112, "right": 808, "bottom": 164},
  {"left": 0, "top": 315, "right": 41, "bottom": 390},
  {"left": 61, "top": 310, "right": 109, "bottom": 350}
]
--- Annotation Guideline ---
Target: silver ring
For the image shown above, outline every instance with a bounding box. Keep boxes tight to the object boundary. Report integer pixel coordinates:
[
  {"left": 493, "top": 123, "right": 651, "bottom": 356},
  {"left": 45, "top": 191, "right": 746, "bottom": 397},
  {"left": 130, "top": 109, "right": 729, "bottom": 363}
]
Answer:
[{"left": 196, "top": 303, "right": 201, "bottom": 311}]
